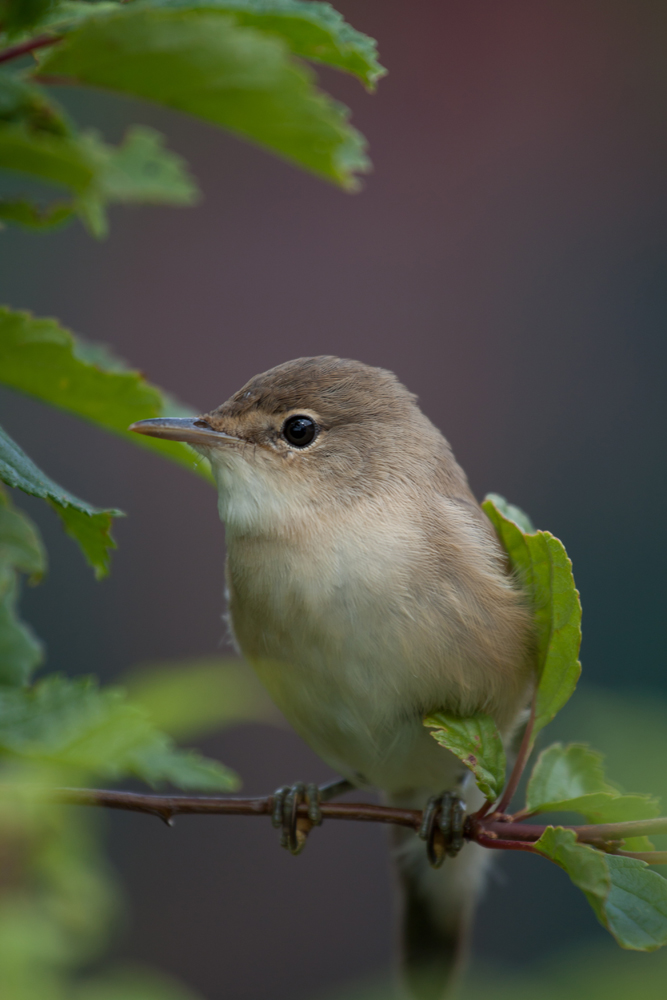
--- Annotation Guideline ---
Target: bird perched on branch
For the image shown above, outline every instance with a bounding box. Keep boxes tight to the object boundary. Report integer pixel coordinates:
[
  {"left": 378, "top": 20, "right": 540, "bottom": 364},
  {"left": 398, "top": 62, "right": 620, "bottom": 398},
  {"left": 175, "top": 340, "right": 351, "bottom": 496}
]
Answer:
[{"left": 131, "top": 356, "right": 534, "bottom": 999}]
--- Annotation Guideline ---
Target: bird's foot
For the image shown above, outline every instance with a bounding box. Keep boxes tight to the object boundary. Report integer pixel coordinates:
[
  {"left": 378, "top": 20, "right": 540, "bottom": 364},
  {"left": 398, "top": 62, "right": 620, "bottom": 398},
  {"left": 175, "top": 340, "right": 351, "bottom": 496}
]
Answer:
[
  {"left": 272, "top": 778, "right": 354, "bottom": 855},
  {"left": 418, "top": 792, "right": 466, "bottom": 868}
]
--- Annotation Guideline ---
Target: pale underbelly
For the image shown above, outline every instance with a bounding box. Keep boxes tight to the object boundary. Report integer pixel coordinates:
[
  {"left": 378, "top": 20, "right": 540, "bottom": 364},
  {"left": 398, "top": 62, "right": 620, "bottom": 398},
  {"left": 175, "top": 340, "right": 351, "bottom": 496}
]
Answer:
[{"left": 247, "top": 654, "right": 469, "bottom": 797}]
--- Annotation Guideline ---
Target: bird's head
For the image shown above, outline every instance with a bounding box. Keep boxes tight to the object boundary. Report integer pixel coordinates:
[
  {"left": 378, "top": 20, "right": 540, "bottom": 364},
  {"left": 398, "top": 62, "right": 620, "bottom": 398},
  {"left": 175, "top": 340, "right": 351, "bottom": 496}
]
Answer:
[{"left": 130, "top": 356, "right": 444, "bottom": 534}]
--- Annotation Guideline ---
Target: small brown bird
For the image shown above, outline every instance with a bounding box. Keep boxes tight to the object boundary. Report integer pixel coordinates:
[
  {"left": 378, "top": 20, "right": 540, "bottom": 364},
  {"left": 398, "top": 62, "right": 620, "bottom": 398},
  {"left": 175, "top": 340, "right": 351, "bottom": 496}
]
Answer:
[{"left": 131, "top": 357, "right": 534, "bottom": 998}]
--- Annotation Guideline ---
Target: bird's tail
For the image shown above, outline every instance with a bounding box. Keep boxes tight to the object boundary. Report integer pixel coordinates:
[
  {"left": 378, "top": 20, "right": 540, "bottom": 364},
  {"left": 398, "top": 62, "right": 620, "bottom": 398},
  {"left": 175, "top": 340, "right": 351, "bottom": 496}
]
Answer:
[{"left": 389, "top": 789, "right": 493, "bottom": 1000}]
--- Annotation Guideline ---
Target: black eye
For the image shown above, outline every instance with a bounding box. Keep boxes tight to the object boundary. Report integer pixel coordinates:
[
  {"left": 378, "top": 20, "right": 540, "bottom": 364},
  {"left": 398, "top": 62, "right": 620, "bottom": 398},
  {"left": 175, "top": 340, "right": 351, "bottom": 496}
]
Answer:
[{"left": 282, "top": 415, "right": 318, "bottom": 448}]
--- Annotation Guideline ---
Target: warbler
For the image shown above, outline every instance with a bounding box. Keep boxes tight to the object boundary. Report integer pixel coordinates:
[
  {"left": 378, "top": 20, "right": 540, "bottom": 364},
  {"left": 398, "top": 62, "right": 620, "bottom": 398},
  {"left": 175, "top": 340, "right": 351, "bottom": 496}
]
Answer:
[{"left": 131, "top": 356, "right": 534, "bottom": 999}]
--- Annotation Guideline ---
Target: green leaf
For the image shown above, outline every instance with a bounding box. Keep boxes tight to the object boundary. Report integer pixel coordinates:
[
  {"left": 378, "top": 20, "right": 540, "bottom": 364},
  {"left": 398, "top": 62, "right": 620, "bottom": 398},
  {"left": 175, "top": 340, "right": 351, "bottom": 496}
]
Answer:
[
  {"left": 0, "top": 73, "right": 200, "bottom": 234},
  {"left": 73, "top": 125, "right": 200, "bottom": 237},
  {"left": 0, "top": 0, "right": 53, "bottom": 35},
  {"left": 0, "top": 121, "right": 94, "bottom": 191},
  {"left": 92, "top": 125, "right": 199, "bottom": 205},
  {"left": 0, "top": 196, "right": 74, "bottom": 229},
  {"left": 0, "top": 574, "right": 43, "bottom": 686},
  {"left": 0, "top": 72, "right": 79, "bottom": 204},
  {"left": 0, "top": 489, "right": 44, "bottom": 686},
  {"left": 0, "top": 70, "right": 71, "bottom": 136},
  {"left": 535, "top": 826, "right": 667, "bottom": 951},
  {"left": 483, "top": 491, "right": 536, "bottom": 534},
  {"left": 0, "top": 118, "right": 200, "bottom": 236},
  {"left": 535, "top": 825, "right": 610, "bottom": 895},
  {"left": 483, "top": 494, "right": 582, "bottom": 736},
  {"left": 0, "top": 306, "right": 213, "bottom": 482},
  {"left": 44, "top": 1, "right": 124, "bottom": 32},
  {"left": 0, "top": 422, "right": 120, "bottom": 578},
  {"left": 123, "top": 656, "right": 276, "bottom": 740},
  {"left": 542, "top": 792, "right": 659, "bottom": 827},
  {"left": 54, "top": 502, "right": 120, "bottom": 579},
  {"left": 527, "top": 743, "right": 615, "bottom": 808},
  {"left": 0, "top": 675, "right": 240, "bottom": 790},
  {"left": 45, "top": 0, "right": 388, "bottom": 98},
  {"left": 144, "top": 0, "right": 386, "bottom": 90},
  {"left": 556, "top": 686, "right": 667, "bottom": 846},
  {"left": 598, "top": 855, "right": 667, "bottom": 951},
  {"left": 526, "top": 743, "right": 660, "bottom": 848},
  {"left": 38, "top": 6, "right": 371, "bottom": 188},
  {"left": 424, "top": 711, "right": 506, "bottom": 801},
  {"left": 0, "top": 486, "right": 46, "bottom": 581}
]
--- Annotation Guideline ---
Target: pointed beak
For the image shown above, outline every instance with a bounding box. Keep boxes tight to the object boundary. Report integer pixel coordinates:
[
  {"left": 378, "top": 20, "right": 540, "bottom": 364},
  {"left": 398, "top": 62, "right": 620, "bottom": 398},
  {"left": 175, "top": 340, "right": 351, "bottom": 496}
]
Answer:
[{"left": 129, "top": 417, "right": 241, "bottom": 447}]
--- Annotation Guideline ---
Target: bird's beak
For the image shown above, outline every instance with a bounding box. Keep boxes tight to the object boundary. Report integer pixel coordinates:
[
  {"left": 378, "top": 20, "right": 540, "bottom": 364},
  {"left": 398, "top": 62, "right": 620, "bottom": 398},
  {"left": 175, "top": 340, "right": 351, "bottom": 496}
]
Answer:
[{"left": 129, "top": 417, "right": 241, "bottom": 447}]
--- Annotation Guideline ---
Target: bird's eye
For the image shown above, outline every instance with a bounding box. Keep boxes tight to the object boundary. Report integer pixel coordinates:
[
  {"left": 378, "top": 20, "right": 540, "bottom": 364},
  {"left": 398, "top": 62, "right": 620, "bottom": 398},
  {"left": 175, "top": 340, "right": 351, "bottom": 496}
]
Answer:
[{"left": 282, "top": 415, "right": 318, "bottom": 448}]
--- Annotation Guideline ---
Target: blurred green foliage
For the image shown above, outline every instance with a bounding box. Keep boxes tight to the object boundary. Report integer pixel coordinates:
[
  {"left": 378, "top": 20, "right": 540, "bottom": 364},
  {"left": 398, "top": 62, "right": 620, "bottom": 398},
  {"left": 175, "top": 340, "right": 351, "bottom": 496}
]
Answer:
[
  {"left": 75, "top": 965, "right": 207, "bottom": 1000},
  {"left": 0, "top": 479, "right": 255, "bottom": 997},
  {"left": 555, "top": 686, "right": 667, "bottom": 853},
  {"left": 465, "top": 944, "right": 667, "bottom": 1000},
  {"left": 315, "top": 898, "right": 667, "bottom": 1000},
  {"left": 0, "top": 4, "right": 386, "bottom": 996},
  {"left": 0, "top": 424, "right": 120, "bottom": 579},
  {"left": 0, "top": 0, "right": 384, "bottom": 232},
  {"left": 123, "top": 656, "right": 278, "bottom": 741},
  {"left": 0, "top": 307, "right": 214, "bottom": 488}
]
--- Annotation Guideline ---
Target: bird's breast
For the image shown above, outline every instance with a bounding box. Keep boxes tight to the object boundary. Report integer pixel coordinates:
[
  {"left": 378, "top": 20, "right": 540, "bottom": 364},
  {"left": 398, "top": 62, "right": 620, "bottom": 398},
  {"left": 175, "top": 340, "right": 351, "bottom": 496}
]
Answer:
[{"left": 223, "top": 504, "right": 531, "bottom": 792}]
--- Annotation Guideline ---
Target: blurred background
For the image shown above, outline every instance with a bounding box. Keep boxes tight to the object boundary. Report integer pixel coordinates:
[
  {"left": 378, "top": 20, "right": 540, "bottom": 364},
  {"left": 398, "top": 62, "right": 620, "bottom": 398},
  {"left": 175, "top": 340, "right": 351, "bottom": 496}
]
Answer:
[{"left": 1, "top": 0, "right": 666, "bottom": 997}]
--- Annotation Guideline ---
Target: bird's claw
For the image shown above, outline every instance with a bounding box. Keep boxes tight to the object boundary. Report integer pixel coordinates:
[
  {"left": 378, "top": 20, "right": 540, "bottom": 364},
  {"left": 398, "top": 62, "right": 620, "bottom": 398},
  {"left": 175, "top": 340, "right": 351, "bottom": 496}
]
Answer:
[
  {"left": 271, "top": 778, "right": 353, "bottom": 855},
  {"left": 418, "top": 791, "right": 466, "bottom": 868},
  {"left": 272, "top": 782, "right": 319, "bottom": 855}
]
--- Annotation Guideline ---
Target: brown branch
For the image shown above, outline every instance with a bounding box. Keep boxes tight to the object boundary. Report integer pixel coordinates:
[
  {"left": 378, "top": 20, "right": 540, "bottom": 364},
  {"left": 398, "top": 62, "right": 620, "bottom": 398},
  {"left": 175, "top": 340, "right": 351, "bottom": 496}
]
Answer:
[
  {"left": 51, "top": 788, "right": 667, "bottom": 862},
  {"left": 53, "top": 788, "right": 423, "bottom": 830},
  {"left": 0, "top": 34, "right": 62, "bottom": 65}
]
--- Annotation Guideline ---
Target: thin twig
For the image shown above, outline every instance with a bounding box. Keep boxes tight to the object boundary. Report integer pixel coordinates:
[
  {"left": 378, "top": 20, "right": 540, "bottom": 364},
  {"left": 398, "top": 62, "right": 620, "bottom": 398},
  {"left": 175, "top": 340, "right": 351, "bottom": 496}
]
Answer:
[
  {"left": 482, "top": 818, "right": 667, "bottom": 843},
  {"left": 475, "top": 833, "right": 540, "bottom": 854},
  {"left": 51, "top": 789, "right": 667, "bottom": 856},
  {"left": 571, "top": 818, "right": 667, "bottom": 840},
  {"left": 53, "top": 788, "right": 422, "bottom": 830},
  {"left": 0, "top": 34, "right": 62, "bottom": 65},
  {"left": 478, "top": 820, "right": 556, "bottom": 842},
  {"left": 494, "top": 698, "right": 536, "bottom": 815},
  {"left": 508, "top": 807, "right": 537, "bottom": 822}
]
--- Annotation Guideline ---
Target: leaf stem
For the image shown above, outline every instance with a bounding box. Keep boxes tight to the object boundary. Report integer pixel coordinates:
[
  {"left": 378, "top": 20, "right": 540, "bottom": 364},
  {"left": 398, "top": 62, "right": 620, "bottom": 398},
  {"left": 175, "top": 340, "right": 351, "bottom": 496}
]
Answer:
[
  {"left": 508, "top": 807, "right": 537, "bottom": 822},
  {"left": 0, "top": 33, "right": 62, "bottom": 65},
  {"left": 571, "top": 818, "right": 667, "bottom": 840},
  {"left": 475, "top": 833, "right": 540, "bottom": 854},
  {"left": 482, "top": 817, "right": 667, "bottom": 842},
  {"left": 473, "top": 798, "right": 497, "bottom": 822},
  {"left": 494, "top": 698, "right": 535, "bottom": 815}
]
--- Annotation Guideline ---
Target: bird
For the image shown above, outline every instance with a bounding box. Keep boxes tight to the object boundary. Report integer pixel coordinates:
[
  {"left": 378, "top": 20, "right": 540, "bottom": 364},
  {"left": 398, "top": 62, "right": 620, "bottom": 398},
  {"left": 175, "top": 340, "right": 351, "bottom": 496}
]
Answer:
[{"left": 130, "top": 356, "right": 535, "bottom": 999}]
